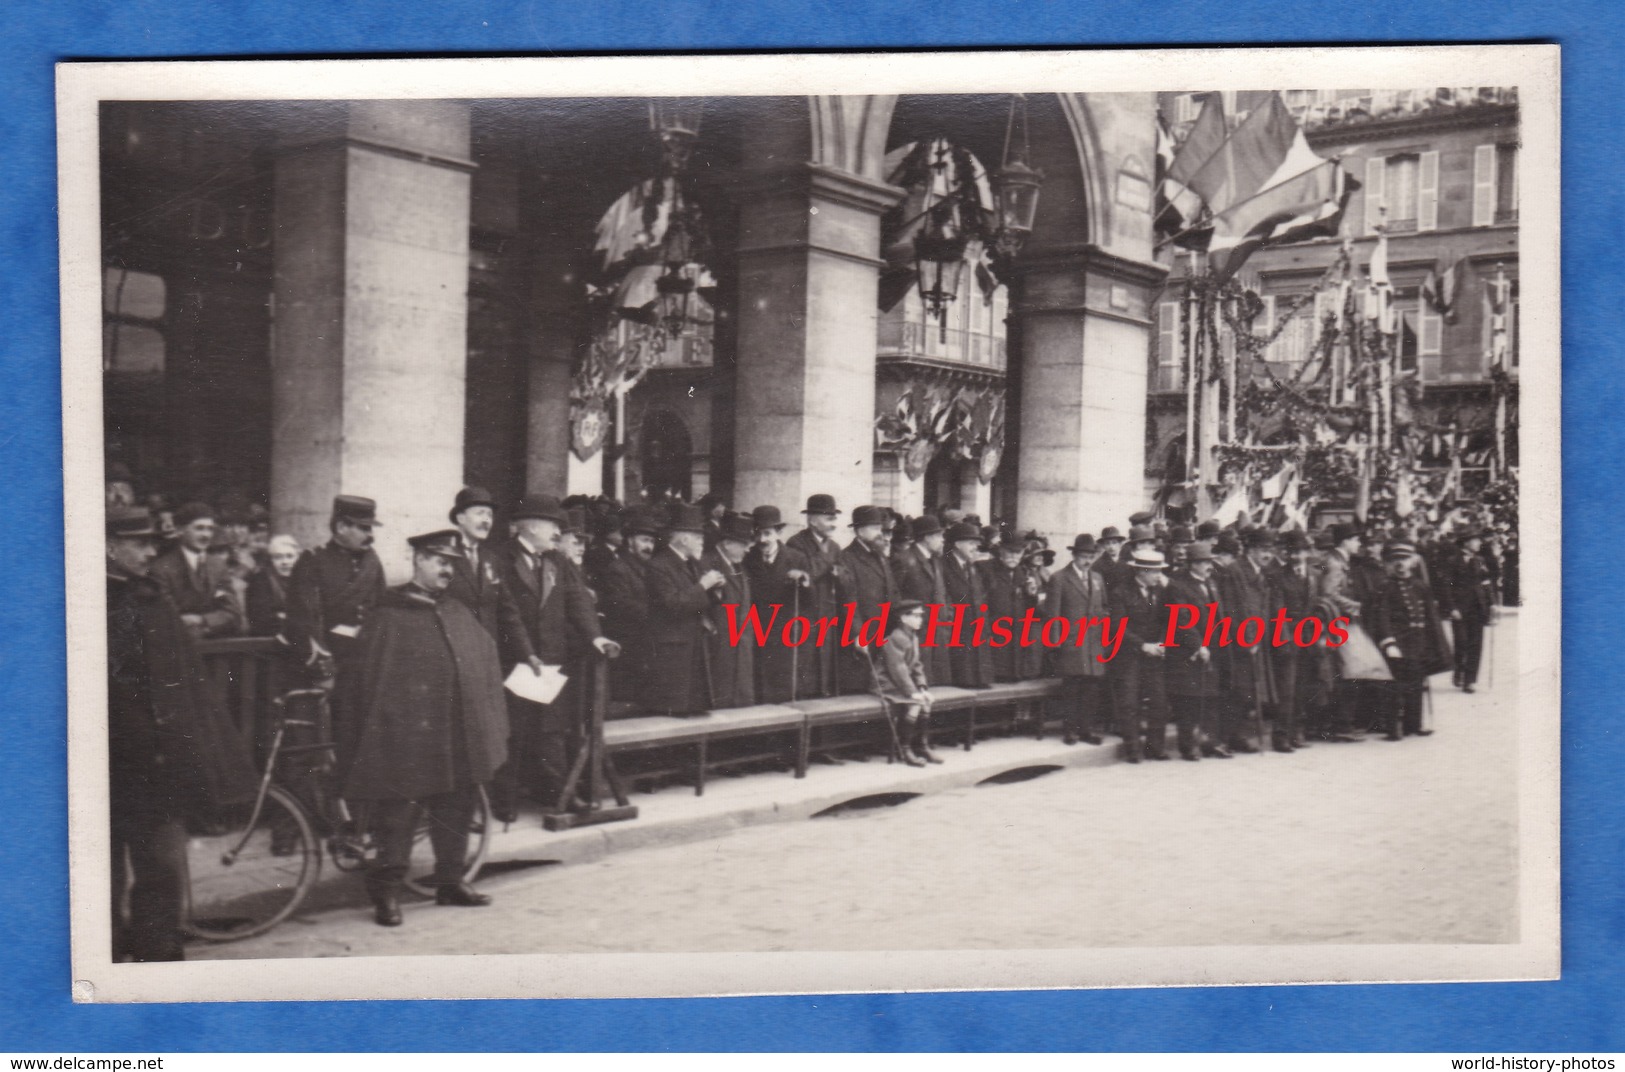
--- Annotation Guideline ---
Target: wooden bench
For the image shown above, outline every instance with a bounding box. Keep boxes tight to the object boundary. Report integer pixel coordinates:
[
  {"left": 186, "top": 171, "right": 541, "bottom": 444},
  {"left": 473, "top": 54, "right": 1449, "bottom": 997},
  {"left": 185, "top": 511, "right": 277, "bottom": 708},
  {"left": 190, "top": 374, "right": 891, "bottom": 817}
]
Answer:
[{"left": 605, "top": 704, "right": 808, "bottom": 796}]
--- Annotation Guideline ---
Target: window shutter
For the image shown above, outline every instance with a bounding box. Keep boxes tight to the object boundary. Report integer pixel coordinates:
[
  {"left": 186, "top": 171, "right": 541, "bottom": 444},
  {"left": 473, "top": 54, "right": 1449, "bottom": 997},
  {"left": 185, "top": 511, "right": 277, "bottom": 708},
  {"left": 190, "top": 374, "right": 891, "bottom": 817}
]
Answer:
[
  {"left": 1364, "top": 156, "right": 1386, "bottom": 234},
  {"left": 1472, "top": 144, "right": 1497, "bottom": 226},
  {"left": 1420, "top": 305, "right": 1443, "bottom": 356},
  {"left": 1158, "top": 301, "right": 1179, "bottom": 367},
  {"left": 1418, "top": 150, "right": 1440, "bottom": 231}
]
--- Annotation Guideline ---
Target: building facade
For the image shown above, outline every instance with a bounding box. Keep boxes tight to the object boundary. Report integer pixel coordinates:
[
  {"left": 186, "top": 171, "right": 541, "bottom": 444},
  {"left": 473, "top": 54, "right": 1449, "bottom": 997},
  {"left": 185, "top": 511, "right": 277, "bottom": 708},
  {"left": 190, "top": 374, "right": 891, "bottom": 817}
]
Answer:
[
  {"left": 1145, "top": 88, "right": 1520, "bottom": 510},
  {"left": 101, "top": 94, "right": 1164, "bottom": 575}
]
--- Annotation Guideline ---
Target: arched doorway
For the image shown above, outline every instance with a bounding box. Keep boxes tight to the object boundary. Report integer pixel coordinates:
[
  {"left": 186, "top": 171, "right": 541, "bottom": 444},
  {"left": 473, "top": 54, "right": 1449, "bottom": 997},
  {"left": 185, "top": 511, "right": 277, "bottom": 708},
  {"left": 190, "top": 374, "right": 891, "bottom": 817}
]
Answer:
[{"left": 638, "top": 408, "right": 693, "bottom": 502}]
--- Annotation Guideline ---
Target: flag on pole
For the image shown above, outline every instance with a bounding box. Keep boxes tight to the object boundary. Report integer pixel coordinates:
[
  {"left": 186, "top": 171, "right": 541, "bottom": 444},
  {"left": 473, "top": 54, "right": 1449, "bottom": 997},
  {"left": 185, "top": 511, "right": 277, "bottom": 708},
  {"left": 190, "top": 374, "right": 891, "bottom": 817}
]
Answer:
[
  {"left": 1421, "top": 253, "right": 1462, "bottom": 322},
  {"left": 1157, "top": 97, "right": 1227, "bottom": 248},
  {"left": 1204, "top": 105, "right": 1359, "bottom": 281},
  {"left": 1215, "top": 482, "right": 1252, "bottom": 528}
]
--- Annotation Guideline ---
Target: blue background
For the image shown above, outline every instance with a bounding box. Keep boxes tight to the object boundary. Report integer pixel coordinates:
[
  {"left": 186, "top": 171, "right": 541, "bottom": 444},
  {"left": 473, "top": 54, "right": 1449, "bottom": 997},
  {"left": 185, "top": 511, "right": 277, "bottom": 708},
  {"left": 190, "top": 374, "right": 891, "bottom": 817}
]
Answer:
[{"left": 3, "top": 0, "right": 1619, "bottom": 1052}]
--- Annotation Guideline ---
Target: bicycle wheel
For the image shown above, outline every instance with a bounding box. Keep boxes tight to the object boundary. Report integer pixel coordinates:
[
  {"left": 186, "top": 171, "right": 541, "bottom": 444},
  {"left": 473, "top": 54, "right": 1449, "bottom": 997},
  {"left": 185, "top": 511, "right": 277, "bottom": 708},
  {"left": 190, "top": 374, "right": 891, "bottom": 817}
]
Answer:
[
  {"left": 402, "top": 784, "right": 493, "bottom": 897},
  {"left": 183, "top": 784, "right": 320, "bottom": 941}
]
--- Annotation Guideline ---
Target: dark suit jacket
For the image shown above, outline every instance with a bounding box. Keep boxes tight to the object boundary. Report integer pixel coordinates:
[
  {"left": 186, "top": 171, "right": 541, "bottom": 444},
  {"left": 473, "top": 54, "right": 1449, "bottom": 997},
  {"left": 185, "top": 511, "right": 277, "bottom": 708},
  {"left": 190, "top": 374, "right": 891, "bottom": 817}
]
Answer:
[
  {"left": 1042, "top": 562, "right": 1111, "bottom": 678},
  {"left": 445, "top": 539, "right": 530, "bottom": 652},
  {"left": 286, "top": 541, "right": 387, "bottom": 662},
  {"left": 1163, "top": 570, "right": 1223, "bottom": 698},
  {"left": 1437, "top": 548, "right": 1496, "bottom": 623},
  {"left": 893, "top": 544, "right": 952, "bottom": 684},
  {"left": 836, "top": 538, "right": 895, "bottom": 628},
  {"left": 150, "top": 546, "right": 241, "bottom": 637},
  {"left": 492, "top": 541, "right": 592, "bottom": 670},
  {"left": 642, "top": 545, "right": 714, "bottom": 713},
  {"left": 940, "top": 551, "right": 994, "bottom": 687},
  {"left": 1108, "top": 577, "right": 1169, "bottom": 716},
  {"left": 244, "top": 568, "right": 289, "bottom": 639}
]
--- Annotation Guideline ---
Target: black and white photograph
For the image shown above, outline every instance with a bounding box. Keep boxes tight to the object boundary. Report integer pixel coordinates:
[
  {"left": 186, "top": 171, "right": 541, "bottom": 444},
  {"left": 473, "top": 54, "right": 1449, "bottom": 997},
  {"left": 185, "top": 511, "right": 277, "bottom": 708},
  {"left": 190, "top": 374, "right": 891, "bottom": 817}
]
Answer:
[{"left": 58, "top": 47, "right": 1561, "bottom": 1002}]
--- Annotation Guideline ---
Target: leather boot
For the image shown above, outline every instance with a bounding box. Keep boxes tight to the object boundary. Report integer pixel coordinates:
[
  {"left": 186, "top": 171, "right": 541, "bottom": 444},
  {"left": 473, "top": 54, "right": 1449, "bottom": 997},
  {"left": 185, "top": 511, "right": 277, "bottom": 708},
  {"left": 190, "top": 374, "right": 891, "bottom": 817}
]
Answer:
[
  {"left": 898, "top": 719, "right": 925, "bottom": 766},
  {"left": 915, "top": 718, "right": 944, "bottom": 764},
  {"left": 435, "top": 881, "right": 493, "bottom": 907},
  {"left": 368, "top": 880, "right": 403, "bottom": 927}
]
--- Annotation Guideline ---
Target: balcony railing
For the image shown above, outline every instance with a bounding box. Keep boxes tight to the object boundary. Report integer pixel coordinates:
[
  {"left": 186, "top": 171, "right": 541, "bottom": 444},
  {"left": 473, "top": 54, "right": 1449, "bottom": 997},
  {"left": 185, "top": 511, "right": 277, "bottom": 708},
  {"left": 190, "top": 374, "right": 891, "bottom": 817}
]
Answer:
[{"left": 878, "top": 317, "right": 1008, "bottom": 371}]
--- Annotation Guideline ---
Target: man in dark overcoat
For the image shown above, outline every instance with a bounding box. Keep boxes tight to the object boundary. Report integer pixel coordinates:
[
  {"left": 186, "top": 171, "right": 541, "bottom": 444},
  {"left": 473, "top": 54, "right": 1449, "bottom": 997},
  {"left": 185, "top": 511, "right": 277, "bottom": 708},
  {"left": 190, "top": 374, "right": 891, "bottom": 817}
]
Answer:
[
  {"left": 340, "top": 530, "right": 509, "bottom": 926},
  {"left": 1043, "top": 534, "right": 1112, "bottom": 744},
  {"left": 107, "top": 506, "right": 258, "bottom": 961},
  {"left": 149, "top": 500, "right": 242, "bottom": 638},
  {"left": 1092, "top": 526, "right": 1129, "bottom": 592},
  {"left": 286, "top": 495, "right": 387, "bottom": 685},
  {"left": 444, "top": 485, "right": 530, "bottom": 649},
  {"left": 1369, "top": 541, "right": 1450, "bottom": 739},
  {"left": 1438, "top": 527, "right": 1497, "bottom": 693},
  {"left": 593, "top": 506, "right": 661, "bottom": 703},
  {"left": 701, "top": 513, "right": 756, "bottom": 709},
  {"left": 781, "top": 494, "right": 844, "bottom": 698},
  {"left": 1108, "top": 549, "right": 1172, "bottom": 762},
  {"left": 644, "top": 503, "right": 726, "bottom": 715},
  {"left": 490, "top": 495, "right": 616, "bottom": 818},
  {"left": 1267, "top": 531, "right": 1326, "bottom": 751},
  {"left": 835, "top": 505, "right": 896, "bottom": 691},
  {"left": 744, "top": 505, "right": 798, "bottom": 702},
  {"left": 1164, "top": 543, "right": 1226, "bottom": 761},
  {"left": 981, "top": 534, "right": 1041, "bottom": 683},
  {"left": 892, "top": 514, "right": 952, "bottom": 688},
  {"left": 1214, "top": 529, "right": 1279, "bottom": 754},
  {"left": 939, "top": 522, "right": 995, "bottom": 688}
]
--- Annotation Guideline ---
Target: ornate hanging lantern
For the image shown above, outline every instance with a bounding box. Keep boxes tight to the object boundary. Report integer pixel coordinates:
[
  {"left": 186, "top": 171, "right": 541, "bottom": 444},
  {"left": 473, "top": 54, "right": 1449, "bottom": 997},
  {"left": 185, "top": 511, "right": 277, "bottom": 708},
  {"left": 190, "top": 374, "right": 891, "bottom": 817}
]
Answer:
[
  {"left": 989, "top": 94, "right": 1044, "bottom": 261},
  {"left": 913, "top": 212, "right": 971, "bottom": 342},
  {"left": 649, "top": 97, "right": 704, "bottom": 173}
]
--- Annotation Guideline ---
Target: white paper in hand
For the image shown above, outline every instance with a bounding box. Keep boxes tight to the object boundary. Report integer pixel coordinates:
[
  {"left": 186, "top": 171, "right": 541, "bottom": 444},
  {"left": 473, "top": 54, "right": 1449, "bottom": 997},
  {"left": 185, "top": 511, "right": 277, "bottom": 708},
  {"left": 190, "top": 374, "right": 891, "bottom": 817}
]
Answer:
[{"left": 504, "top": 662, "right": 568, "bottom": 705}]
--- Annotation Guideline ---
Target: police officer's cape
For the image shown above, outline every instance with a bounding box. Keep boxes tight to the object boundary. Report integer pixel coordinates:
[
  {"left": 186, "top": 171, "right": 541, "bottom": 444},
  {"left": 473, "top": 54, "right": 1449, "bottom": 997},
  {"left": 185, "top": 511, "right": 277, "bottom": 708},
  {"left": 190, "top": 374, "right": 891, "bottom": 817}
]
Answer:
[{"left": 337, "top": 585, "right": 509, "bottom": 801}]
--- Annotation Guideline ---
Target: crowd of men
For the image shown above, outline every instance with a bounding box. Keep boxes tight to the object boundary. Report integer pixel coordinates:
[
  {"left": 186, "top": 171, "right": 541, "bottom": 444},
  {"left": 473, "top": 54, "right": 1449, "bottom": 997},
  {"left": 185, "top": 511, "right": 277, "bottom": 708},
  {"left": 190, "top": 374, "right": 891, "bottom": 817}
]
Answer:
[{"left": 106, "top": 475, "right": 1508, "bottom": 953}]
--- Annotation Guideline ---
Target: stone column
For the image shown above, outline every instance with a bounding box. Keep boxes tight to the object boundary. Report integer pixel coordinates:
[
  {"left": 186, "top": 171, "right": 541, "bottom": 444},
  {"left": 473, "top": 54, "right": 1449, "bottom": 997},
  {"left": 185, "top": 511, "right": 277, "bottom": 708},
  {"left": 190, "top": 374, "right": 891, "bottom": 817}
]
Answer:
[
  {"left": 1012, "top": 246, "right": 1166, "bottom": 546},
  {"left": 521, "top": 178, "right": 580, "bottom": 499},
  {"left": 270, "top": 101, "right": 473, "bottom": 579},
  {"left": 731, "top": 164, "right": 902, "bottom": 520}
]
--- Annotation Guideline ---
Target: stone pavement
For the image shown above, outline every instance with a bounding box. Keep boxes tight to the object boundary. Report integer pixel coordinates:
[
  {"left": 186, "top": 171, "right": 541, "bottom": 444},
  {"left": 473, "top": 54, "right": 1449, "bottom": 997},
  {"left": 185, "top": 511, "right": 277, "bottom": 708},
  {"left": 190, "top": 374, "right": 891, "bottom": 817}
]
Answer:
[{"left": 192, "top": 615, "right": 1520, "bottom": 960}]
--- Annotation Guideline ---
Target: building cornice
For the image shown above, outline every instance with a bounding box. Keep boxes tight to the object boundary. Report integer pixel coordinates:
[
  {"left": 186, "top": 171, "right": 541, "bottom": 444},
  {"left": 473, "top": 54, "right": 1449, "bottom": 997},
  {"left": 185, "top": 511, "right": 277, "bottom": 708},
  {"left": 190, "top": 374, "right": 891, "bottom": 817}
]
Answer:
[
  {"left": 1013, "top": 243, "right": 1169, "bottom": 289},
  {"left": 1306, "top": 103, "right": 1519, "bottom": 149}
]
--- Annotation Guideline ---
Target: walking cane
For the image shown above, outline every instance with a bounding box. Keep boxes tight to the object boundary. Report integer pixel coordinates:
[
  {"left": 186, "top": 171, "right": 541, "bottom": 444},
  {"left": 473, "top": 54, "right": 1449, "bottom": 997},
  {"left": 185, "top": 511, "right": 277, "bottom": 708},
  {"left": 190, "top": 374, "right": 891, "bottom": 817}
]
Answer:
[
  {"left": 1423, "top": 678, "right": 1434, "bottom": 733},
  {"left": 1486, "top": 621, "right": 1495, "bottom": 691},
  {"left": 789, "top": 583, "right": 802, "bottom": 703},
  {"left": 1251, "top": 649, "right": 1268, "bottom": 757}
]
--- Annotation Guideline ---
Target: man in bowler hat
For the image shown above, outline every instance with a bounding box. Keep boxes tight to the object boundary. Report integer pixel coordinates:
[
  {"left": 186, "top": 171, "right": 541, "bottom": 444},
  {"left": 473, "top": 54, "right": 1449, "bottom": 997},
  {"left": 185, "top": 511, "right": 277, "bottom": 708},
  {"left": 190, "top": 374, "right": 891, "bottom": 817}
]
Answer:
[
  {"left": 782, "top": 494, "right": 845, "bottom": 698},
  {"left": 1044, "top": 534, "right": 1112, "bottom": 745},
  {"left": 445, "top": 486, "right": 531, "bottom": 652},
  {"left": 1438, "top": 527, "right": 1497, "bottom": 692},
  {"left": 940, "top": 521, "right": 995, "bottom": 689},
  {"left": 644, "top": 503, "right": 727, "bottom": 715},
  {"left": 745, "top": 505, "right": 799, "bottom": 703},
  {"left": 837, "top": 506, "right": 897, "bottom": 692},
  {"left": 702, "top": 513, "right": 757, "bottom": 709},
  {"left": 893, "top": 514, "right": 953, "bottom": 688}
]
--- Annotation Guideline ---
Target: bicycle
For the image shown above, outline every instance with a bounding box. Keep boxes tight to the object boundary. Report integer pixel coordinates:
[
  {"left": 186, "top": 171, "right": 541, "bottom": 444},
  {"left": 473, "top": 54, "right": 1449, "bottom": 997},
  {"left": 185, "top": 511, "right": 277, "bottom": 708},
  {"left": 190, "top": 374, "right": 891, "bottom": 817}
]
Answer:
[{"left": 182, "top": 687, "right": 493, "bottom": 942}]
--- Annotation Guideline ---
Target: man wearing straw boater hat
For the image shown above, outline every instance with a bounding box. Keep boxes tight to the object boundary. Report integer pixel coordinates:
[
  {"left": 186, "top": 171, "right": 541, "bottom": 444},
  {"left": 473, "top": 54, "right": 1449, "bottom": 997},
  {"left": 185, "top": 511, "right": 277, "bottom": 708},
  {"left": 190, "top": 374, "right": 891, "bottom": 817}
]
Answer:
[{"left": 1109, "top": 547, "right": 1172, "bottom": 763}]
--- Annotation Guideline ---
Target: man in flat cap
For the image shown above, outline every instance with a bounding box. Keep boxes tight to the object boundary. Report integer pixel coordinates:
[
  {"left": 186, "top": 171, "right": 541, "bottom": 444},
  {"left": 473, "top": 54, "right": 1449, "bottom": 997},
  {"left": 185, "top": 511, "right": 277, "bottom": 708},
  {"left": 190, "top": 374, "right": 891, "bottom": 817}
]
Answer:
[
  {"left": 745, "top": 506, "right": 798, "bottom": 703},
  {"left": 836, "top": 506, "right": 897, "bottom": 692},
  {"left": 340, "top": 530, "right": 508, "bottom": 926},
  {"left": 491, "top": 495, "right": 618, "bottom": 819},
  {"left": 286, "top": 495, "right": 388, "bottom": 686},
  {"left": 644, "top": 503, "right": 727, "bottom": 716},
  {"left": 1437, "top": 527, "right": 1497, "bottom": 693},
  {"left": 941, "top": 521, "right": 995, "bottom": 689},
  {"left": 106, "top": 505, "right": 257, "bottom": 961},
  {"left": 702, "top": 513, "right": 757, "bottom": 710},
  {"left": 1044, "top": 534, "right": 1112, "bottom": 744},
  {"left": 893, "top": 514, "right": 953, "bottom": 689},
  {"left": 782, "top": 494, "right": 844, "bottom": 699},
  {"left": 149, "top": 500, "right": 242, "bottom": 639},
  {"left": 1109, "top": 549, "right": 1172, "bottom": 763}
]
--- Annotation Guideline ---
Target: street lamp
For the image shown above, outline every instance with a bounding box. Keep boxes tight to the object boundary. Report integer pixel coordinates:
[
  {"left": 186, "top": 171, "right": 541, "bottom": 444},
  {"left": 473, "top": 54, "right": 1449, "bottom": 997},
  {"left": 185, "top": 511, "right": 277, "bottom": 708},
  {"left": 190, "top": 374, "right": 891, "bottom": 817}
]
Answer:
[
  {"left": 649, "top": 97, "right": 704, "bottom": 173},
  {"left": 989, "top": 94, "right": 1044, "bottom": 261},
  {"left": 914, "top": 216, "right": 972, "bottom": 343}
]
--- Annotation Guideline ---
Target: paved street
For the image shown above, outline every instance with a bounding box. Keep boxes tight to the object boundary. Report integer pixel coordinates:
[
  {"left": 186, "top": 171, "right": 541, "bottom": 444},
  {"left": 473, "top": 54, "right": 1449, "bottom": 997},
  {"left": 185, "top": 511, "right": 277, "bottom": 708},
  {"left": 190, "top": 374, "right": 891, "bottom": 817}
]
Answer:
[{"left": 195, "top": 616, "right": 1519, "bottom": 960}]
